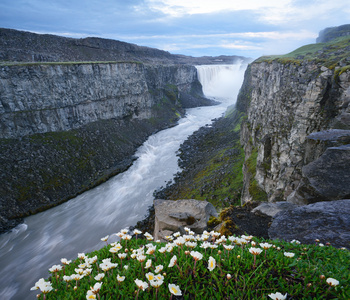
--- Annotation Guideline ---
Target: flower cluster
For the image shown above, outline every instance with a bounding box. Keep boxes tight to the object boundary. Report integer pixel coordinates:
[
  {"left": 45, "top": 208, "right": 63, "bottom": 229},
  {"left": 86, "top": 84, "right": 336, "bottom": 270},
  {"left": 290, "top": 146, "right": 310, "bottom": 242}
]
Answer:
[{"left": 30, "top": 228, "right": 345, "bottom": 299}]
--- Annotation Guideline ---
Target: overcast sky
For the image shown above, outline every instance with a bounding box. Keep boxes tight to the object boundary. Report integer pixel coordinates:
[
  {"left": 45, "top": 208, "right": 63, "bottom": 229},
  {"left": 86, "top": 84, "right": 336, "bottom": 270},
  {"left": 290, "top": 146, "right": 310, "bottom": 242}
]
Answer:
[{"left": 0, "top": 0, "right": 349, "bottom": 58}]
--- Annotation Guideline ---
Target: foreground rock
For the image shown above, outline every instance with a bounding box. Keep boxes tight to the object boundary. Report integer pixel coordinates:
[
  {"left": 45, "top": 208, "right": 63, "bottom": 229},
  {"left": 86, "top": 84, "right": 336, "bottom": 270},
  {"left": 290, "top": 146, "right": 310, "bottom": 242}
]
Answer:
[
  {"left": 153, "top": 199, "right": 218, "bottom": 240},
  {"left": 251, "top": 201, "right": 299, "bottom": 217},
  {"left": 268, "top": 199, "right": 350, "bottom": 249}
]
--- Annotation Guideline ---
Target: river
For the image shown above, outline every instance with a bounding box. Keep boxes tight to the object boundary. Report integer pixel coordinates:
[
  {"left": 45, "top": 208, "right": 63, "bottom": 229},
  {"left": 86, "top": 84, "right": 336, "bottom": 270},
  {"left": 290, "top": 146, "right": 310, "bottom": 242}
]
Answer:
[{"left": 0, "top": 63, "right": 246, "bottom": 299}]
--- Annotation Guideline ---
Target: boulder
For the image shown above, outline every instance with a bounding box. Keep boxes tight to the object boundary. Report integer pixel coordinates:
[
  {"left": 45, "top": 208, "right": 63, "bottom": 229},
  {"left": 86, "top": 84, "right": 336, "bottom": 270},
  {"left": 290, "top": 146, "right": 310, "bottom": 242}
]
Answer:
[
  {"left": 288, "top": 130, "right": 350, "bottom": 204},
  {"left": 153, "top": 199, "right": 218, "bottom": 241},
  {"left": 268, "top": 199, "right": 350, "bottom": 249},
  {"left": 302, "top": 144, "right": 350, "bottom": 200},
  {"left": 251, "top": 201, "right": 299, "bottom": 217}
]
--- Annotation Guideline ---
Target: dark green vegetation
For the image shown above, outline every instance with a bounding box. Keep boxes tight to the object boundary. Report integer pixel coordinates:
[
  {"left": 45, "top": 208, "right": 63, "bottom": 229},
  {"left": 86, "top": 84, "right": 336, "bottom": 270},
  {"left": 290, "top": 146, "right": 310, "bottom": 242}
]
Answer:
[
  {"left": 255, "top": 36, "right": 350, "bottom": 69},
  {"left": 37, "top": 231, "right": 350, "bottom": 299},
  {"left": 155, "top": 109, "right": 246, "bottom": 209}
]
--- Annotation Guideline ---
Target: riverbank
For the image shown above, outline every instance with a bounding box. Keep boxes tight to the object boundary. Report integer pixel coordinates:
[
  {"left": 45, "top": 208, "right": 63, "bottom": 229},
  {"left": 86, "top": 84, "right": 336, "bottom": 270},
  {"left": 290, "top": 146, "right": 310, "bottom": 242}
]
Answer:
[{"left": 133, "top": 108, "right": 272, "bottom": 239}]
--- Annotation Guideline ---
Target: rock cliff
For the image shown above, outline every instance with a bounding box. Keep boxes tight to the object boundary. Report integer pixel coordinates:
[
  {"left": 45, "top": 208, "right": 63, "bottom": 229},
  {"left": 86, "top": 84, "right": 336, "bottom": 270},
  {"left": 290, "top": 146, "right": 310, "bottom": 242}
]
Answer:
[
  {"left": 0, "top": 33, "right": 221, "bottom": 232},
  {"left": 237, "top": 32, "right": 350, "bottom": 205}
]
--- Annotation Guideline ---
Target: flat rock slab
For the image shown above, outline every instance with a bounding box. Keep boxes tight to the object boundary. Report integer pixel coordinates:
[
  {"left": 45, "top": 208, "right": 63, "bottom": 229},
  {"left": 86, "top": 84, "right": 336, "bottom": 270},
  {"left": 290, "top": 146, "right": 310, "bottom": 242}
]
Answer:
[
  {"left": 251, "top": 201, "right": 299, "bottom": 217},
  {"left": 153, "top": 199, "right": 218, "bottom": 240},
  {"left": 269, "top": 199, "right": 350, "bottom": 248}
]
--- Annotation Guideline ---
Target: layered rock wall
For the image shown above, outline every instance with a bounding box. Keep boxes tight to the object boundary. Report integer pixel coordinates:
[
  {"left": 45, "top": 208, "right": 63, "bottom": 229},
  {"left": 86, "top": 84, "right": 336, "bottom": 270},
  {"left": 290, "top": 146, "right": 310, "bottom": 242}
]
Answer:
[
  {"left": 238, "top": 61, "right": 350, "bottom": 204},
  {"left": 0, "top": 61, "right": 209, "bottom": 232},
  {"left": 0, "top": 62, "right": 199, "bottom": 138}
]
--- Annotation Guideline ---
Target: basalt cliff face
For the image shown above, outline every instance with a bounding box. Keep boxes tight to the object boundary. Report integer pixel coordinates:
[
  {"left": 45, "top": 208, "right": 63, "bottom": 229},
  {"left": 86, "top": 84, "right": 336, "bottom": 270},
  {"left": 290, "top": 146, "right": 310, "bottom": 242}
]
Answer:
[
  {"left": 0, "top": 62, "right": 204, "bottom": 138},
  {"left": 237, "top": 32, "right": 350, "bottom": 205},
  {"left": 0, "top": 29, "right": 222, "bottom": 232}
]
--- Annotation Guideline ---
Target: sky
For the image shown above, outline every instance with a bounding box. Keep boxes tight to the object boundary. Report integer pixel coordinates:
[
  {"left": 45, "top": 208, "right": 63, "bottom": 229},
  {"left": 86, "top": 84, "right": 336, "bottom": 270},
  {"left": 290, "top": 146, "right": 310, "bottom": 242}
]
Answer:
[{"left": 0, "top": 0, "right": 349, "bottom": 59}]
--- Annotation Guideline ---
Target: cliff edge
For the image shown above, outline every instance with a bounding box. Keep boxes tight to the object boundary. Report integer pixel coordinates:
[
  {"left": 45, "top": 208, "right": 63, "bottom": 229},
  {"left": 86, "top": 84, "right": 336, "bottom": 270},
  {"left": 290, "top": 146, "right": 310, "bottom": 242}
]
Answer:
[{"left": 237, "top": 28, "right": 350, "bottom": 205}]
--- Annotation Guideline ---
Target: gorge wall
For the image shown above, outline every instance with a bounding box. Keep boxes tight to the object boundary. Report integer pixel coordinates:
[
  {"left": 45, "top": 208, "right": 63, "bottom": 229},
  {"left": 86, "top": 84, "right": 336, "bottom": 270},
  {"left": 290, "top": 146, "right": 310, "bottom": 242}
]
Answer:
[
  {"left": 0, "top": 60, "right": 213, "bottom": 232},
  {"left": 237, "top": 34, "right": 350, "bottom": 205}
]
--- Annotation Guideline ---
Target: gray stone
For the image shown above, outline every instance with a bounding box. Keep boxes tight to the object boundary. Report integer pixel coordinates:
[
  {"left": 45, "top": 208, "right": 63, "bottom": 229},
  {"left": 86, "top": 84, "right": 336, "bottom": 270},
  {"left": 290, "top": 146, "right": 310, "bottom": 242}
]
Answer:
[
  {"left": 251, "top": 201, "right": 299, "bottom": 217},
  {"left": 268, "top": 200, "right": 350, "bottom": 248},
  {"left": 153, "top": 199, "right": 218, "bottom": 241},
  {"left": 302, "top": 144, "right": 350, "bottom": 200}
]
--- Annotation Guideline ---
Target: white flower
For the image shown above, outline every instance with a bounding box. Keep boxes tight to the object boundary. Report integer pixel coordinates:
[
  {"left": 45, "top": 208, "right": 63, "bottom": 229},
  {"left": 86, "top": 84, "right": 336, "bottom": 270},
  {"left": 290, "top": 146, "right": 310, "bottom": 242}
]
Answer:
[
  {"left": 78, "top": 253, "right": 86, "bottom": 259},
  {"left": 49, "top": 264, "right": 62, "bottom": 273},
  {"left": 145, "top": 272, "right": 155, "bottom": 281},
  {"left": 185, "top": 241, "right": 197, "bottom": 248},
  {"left": 134, "top": 229, "right": 142, "bottom": 235},
  {"left": 174, "top": 237, "right": 186, "bottom": 246},
  {"left": 173, "top": 232, "right": 181, "bottom": 237},
  {"left": 284, "top": 252, "right": 295, "bottom": 258},
  {"left": 94, "top": 273, "right": 105, "bottom": 281},
  {"left": 124, "top": 265, "right": 129, "bottom": 270},
  {"left": 200, "top": 241, "right": 211, "bottom": 249},
  {"left": 227, "top": 274, "right": 232, "bottom": 280},
  {"left": 158, "top": 247, "right": 167, "bottom": 253},
  {"left": 168, "top": 283, "right": 182, "bottom": 296},
  {"left": 155, "top": 274, "right": 164, "bottom": 281},
  {"left": 290, "top": 239, "right": 300, "bottom": 244},
  {"left": 122, "top": 234, "right": 132, "bottom": 240},
  {"left": 249, "top": 247, "right": 263, "bottom": 255},
  {"left": 101, "top": 235, "right": 109, "bottom": 242},
  {"left": 268, "top": 292, "right": 287, "bottom": 300},
  {"left": 326, "top": 278, "right": 339, "bottom": 286},
  {"left": 146, "top": 246, "right": 156, "bottom": 255},
  {"left": 71, "top": 274, "right": 83, "bottom": 281},
  {"left": 207, "top": 256, "right": 216, "bottom": 271},
  {"left": 117, "top": 274, "right": 125, "bottom": 282},
  {"left": 75, "top": 268, "right": 85, "bottom": 275},
  {"left": 150, "top": 279, "right": 163, "bottom": 288},
  {"left": 223, "top": 245, "right": 235, "bottom": 251},
  {"left": 118, "top": 253, "right": 127, "bottom": 259},
  {"left": 145, "top": 259, "right": 152, "bottom": 269},
  {"left": 168, "top": 255, "right": 177, "bottom": 267},
  {"left": 135, "top": 279, "right": 149, "bottom": 291},
  {"left": 63, "top": 275, "right": 72, "bottom": 282},
  {"left": 109, "top": 247, "right": 120, "bottom": 254},
  {"left": 86, "top": 290, "right": 96, "bottom": 299},
  {"left": 90, "top": 282, "right": 102, "bottom": 294},
  {"left": 137, "top": 254, "right": 147, "bottom": 262},
  {"left": 155, "top": 265, "right": 164, "bottom": 273},
  {"left": 84, "top": 268, "right": 92, "bottom": 276},
  {"left": 61, "top": 258, "right": 72, "bottom": 265},
  {"left": 190, "top": 251, "right": 203, "bottom": 261},
  {"left": 30, "top": 278, "right": 53, "bottom": 294},
  {"left": 260, "top": 243, "right": 272, "bottom": 250}
]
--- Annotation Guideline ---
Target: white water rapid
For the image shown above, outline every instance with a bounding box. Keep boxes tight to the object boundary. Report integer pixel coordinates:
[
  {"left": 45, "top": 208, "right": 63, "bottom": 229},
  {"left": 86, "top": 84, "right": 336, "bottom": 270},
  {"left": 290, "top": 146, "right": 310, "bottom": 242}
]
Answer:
[{"left": 0, "top": 62, "right": 246, "bottom": 299}]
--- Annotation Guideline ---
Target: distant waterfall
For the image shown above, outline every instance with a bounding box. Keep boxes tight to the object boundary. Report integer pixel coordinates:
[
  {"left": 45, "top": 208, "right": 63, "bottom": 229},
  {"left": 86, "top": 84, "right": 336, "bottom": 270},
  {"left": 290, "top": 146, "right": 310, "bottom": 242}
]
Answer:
[{"left": 196, "top": 64, "right": 246, "bottom": 103}]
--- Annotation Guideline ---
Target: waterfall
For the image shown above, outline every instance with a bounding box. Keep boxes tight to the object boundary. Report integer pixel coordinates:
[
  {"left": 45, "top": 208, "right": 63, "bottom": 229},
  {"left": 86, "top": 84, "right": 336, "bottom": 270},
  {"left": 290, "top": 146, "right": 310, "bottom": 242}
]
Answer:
[{"left": 196, "top": 64, "right": 245, "bottom": 102}]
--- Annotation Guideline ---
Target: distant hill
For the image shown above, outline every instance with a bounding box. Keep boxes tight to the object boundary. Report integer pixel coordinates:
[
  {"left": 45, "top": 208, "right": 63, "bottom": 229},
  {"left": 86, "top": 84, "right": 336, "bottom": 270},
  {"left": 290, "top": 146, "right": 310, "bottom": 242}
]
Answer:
[
  {"left": 316, "top": 24, "right": 350, "bottom": 43},
  {"left": 0, "top": 28, "right": 250, "bottom": 65}
]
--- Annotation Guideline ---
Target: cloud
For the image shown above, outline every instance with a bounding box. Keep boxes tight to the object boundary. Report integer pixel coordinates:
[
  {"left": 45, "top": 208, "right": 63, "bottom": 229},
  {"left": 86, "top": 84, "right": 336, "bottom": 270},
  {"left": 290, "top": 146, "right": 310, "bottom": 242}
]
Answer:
[{"left": 145, "top": 0, "right": 291, "bottom": 16}]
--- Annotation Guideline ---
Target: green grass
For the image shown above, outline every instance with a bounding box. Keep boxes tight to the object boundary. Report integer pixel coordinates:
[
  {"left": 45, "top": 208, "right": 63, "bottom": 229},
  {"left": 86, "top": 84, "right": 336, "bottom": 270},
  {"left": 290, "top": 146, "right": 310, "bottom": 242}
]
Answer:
[
  {"left": 255, "top": 35, "right": 350, "bottom": 68},
  {"left": 31, "top": 229, "right": 350, "bottom": 299}
]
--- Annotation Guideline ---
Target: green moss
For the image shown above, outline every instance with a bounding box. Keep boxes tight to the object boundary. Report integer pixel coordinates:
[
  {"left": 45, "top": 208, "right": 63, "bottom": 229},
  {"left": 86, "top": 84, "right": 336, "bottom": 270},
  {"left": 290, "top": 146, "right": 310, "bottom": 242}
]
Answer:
[
  {"left": 207, "top": 216, "right": 221, "bottom": 228},
  {"left": 246, "top": 147, "right": 258, "bottom": 175},
  {"left": 245, "top": 147, "right": 268, "bottom": 202},
  {"left": 248, "top": 179, "right": 268, "bottom": 202}
]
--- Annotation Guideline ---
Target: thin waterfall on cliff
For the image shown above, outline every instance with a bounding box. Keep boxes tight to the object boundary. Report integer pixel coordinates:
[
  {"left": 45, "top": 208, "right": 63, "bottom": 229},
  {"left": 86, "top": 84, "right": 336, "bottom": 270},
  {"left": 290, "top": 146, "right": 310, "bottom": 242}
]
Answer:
[{"left": 196, "top": 63, "right": 245, "bottom": 101}]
